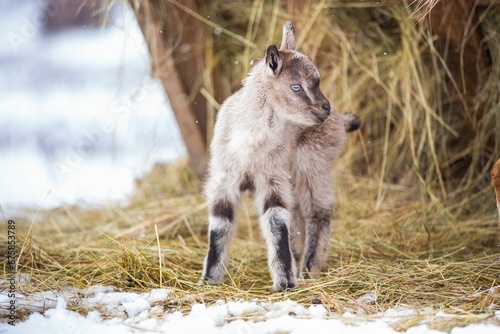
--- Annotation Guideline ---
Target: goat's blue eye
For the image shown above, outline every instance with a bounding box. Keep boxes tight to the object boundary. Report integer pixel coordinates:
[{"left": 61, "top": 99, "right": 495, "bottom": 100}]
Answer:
[{"left": 291, "top": 84, "right": 301, "bottom": 91}]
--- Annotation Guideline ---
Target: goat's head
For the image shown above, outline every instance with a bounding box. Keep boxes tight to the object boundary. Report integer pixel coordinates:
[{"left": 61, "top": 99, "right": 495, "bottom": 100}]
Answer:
[{"left": 263, "top": 21, "right": 330, "bottom": 126}]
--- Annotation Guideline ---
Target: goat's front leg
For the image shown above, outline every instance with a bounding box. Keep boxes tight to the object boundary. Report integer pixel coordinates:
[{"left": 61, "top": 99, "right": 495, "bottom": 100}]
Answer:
[
  {"left": 201, "top": 196, "right": 238, "bottom": 285},
  {"left": 301, "top": 208, "right": 332, "bottom": 278},
  {"left": 257, "top": 184, "right": 298, "bottom": 291}
]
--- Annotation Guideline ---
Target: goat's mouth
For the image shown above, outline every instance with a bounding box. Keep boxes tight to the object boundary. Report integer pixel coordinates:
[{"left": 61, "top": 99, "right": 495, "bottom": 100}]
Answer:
[{"left": 311, "top": 110, "right": 329, "bottom": 123}]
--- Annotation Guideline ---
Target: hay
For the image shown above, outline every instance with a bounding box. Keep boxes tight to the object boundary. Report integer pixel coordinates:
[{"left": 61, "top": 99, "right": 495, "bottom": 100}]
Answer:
[
  {"left": 204, "top": 0, "right": 499, "bottom": 190},
  {"left": 5, "top": 158, "right": 500, "bottom": 321},
  {"left": 2, "top": 0, "right": 500, "bottom": 328}
]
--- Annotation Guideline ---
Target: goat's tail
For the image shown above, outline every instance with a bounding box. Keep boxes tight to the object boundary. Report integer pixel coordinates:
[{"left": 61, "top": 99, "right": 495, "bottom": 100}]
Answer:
[{"left": 341, "top": 113, "right": 361, "bottom": 133}]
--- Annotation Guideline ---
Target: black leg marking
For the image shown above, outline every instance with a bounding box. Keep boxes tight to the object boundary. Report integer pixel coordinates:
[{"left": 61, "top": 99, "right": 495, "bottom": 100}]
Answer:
[
  {"left": 203, "top": 229, "right": 224, "bottom": 280},
  {"left": 212, "top": 200, "right": 234, "bottom": 221},
  {"left": 270, "top": 216, "right": 295, "bottom": 291}
]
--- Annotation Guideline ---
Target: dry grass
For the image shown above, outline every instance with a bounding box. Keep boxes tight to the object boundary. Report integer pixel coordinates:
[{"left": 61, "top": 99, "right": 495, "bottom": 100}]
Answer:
[
  {"left": 2, "top": 0, "right": 500, "bottom": 329},
  {"left": 3, "top": 158, "right": 500, "bottom": 325}
]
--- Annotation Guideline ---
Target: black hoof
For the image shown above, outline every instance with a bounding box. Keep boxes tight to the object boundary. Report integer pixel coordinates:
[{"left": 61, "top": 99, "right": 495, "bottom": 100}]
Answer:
[{"left": 277, "top": 281, "right": 296, "bottom": 292}]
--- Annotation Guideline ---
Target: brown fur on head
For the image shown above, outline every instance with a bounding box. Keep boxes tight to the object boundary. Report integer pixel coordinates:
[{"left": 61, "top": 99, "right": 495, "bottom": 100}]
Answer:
[
  {"left": 492, "top": 159, "right": 500, "bottom": 206},
  {"left": 259, "top": 21, "right": 331, "bottom": 127}
]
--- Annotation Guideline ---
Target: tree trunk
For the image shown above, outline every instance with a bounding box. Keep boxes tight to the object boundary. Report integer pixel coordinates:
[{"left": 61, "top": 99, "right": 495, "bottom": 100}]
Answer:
[{"left": 131, "top": 0, "right": 208, "bottom": 179}]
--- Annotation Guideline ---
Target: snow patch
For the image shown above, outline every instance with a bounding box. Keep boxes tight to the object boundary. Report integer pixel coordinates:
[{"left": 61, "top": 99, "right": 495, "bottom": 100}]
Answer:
[
  {"left": 308, "top": 304, "right": 328, "bottom": 318},
  {"left": 122, "top": 298, "right": 150, "bottom": 317},
  {"left": 1, "top": 287, "right": 500, "bottom": 333}
]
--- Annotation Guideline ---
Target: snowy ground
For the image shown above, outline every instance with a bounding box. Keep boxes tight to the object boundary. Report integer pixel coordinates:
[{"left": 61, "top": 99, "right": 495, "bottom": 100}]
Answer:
[
  {"left": 0, "top": 0, "right": 185, "bottom": 213},
  {"left": 1, "top": 285, "right": 500, "bottom": 333}
]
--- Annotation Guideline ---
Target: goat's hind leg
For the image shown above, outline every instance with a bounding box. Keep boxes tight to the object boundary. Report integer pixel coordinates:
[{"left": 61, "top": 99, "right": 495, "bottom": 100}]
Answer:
[
  {"left": 301, "top": 207, "right": 332, "bottom": 278},
  {"left": 289, "top": 206, "right": 305, "bottom": 275},
  {"left": 201, "top": 195, "right": 238, "bottom": 285}
]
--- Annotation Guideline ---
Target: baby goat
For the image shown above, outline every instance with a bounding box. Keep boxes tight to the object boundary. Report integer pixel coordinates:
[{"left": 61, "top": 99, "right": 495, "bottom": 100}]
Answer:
[{"left": 201, "top": 21, "right": 358, "bottom": 291}]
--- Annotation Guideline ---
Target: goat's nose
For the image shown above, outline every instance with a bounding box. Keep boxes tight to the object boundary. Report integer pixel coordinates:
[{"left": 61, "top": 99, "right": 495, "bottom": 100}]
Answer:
[{"left": 322, "top": 102, "right": 330, "bottom": 112}]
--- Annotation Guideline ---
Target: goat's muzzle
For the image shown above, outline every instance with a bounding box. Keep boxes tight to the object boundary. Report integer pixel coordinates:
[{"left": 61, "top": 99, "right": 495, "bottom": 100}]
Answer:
[{"left": 312, "top": 106, "right": 330, "bottom": 123}]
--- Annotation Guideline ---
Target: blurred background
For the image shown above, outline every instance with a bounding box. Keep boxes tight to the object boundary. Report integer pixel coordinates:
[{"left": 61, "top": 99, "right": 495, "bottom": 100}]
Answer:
[
  {"left": 4, "top": 0, "right": 500, "bottom": 314},
  {"left": 0, "top": 0, "right": 185, "bottom": 212},
  {"left": 1, "top": 0, "right": 499, "bottom": 221}
]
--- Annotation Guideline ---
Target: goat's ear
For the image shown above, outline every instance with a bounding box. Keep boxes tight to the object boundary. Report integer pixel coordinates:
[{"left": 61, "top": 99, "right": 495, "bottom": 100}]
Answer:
[
  {"left": 265, "top": 45, "right": 282, "bottom": 77},
  {"left": 280, "top": 20, "right": 296, "bottom": 50}
]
